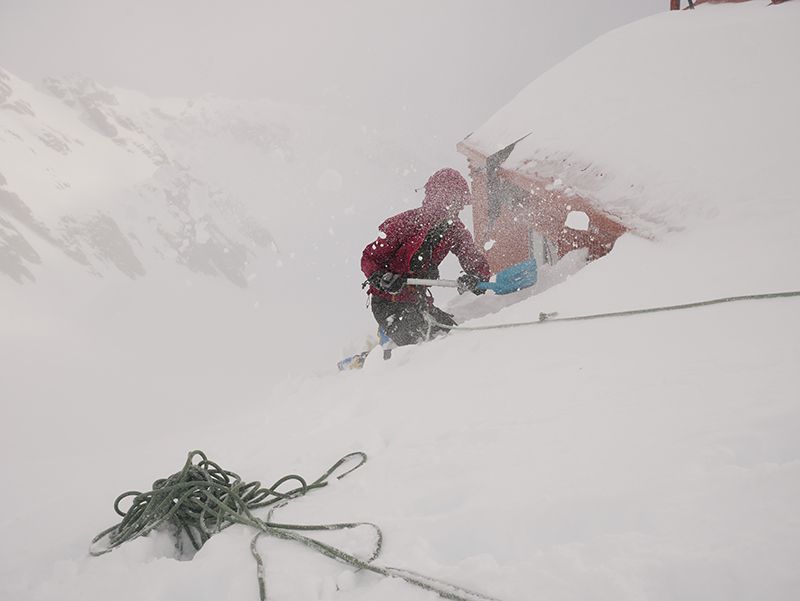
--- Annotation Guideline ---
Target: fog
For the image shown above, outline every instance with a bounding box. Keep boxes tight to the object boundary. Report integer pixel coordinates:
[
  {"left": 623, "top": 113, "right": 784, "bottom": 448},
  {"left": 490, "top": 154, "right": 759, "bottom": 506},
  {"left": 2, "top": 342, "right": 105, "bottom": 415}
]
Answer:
[{"left": 1, "top": 0, "right": 666, "bottom": 150}]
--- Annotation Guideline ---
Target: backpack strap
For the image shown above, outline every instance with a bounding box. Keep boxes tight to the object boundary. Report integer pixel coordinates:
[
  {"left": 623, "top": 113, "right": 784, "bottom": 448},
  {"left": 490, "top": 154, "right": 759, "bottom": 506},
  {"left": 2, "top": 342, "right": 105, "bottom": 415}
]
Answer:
[{"left": 410, "top": 221, "right": 452, "bottom": 278}]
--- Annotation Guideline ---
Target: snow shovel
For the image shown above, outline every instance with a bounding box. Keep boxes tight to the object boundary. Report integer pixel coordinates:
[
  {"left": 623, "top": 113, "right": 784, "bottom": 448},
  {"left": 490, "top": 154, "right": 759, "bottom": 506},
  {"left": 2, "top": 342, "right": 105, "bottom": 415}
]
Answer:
[{"left": 406, "top": 257, "right": 537, "bottom": 295}]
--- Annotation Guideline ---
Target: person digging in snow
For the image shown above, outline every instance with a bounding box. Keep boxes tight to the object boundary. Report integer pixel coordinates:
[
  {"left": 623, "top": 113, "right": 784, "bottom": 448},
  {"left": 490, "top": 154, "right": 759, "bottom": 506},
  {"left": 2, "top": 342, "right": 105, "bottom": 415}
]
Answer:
[{"left": 361, "top": 167, "right": 491, "bottom": 348}]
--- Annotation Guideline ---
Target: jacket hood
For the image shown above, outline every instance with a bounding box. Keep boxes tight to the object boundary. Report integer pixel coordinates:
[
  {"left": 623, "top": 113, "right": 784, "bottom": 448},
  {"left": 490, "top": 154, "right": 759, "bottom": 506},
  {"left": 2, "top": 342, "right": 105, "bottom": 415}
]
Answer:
[{"left": 422, "top": 168, "right": 470, "bottom": 214}]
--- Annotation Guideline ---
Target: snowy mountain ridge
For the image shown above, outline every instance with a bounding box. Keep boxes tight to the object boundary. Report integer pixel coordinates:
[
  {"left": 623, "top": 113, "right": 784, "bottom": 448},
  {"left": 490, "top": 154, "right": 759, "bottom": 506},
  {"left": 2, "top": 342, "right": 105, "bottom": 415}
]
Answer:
[{"left": 0, "top": 67, "right": 295, "bottom": 285}]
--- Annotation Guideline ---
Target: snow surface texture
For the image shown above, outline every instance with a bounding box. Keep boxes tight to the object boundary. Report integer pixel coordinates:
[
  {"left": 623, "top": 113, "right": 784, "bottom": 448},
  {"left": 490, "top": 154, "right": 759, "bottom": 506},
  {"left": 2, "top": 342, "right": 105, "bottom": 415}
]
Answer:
[{"left": 2, "top": 3, "right": 800, "bottom": 601}]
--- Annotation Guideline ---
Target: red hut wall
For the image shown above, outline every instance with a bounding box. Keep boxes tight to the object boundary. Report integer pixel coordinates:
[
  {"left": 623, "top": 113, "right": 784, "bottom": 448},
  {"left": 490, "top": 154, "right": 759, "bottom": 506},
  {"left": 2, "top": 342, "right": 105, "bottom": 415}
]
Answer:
[
  {"left": 461, "top": 145, "right": 626, "bottom": 274},
  {"left": 499, "top": 167, "right": 626, "bottom": 262}
]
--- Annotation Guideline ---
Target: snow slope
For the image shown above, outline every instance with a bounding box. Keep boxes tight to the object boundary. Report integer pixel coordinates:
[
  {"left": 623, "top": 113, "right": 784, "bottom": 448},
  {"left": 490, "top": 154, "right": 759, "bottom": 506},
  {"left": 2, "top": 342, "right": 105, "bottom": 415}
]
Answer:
[
  {"left": 2, "top": 3, "right": 799, "bottom": 601},
  {"left": 0, "top": 68, "right": 429, "bottom": 287},
  {"left": 0, "top": 65, "right": 432, "bottom": 383}
]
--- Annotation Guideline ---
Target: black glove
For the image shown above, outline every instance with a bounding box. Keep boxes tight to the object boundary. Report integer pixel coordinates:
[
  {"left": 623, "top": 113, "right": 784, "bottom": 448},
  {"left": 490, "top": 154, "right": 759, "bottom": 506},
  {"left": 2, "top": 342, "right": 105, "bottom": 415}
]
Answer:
[
  {"left": 371, "top": 271, "right": 407, "bottom": 294},
  {"left": 457, "top": 273, "right": 486, "bottom": 295}
]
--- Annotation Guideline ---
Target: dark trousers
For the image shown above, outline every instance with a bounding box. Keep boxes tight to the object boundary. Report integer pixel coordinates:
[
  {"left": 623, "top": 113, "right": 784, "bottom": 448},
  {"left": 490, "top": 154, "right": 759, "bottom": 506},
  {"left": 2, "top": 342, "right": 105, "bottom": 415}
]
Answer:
[{"left": 371, "top": 296, "right": 457, "bottom": 346}]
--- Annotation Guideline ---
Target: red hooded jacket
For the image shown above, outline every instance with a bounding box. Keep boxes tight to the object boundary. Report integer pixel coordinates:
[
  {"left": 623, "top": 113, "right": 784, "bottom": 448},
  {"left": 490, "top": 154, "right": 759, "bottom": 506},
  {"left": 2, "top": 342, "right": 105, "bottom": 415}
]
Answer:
[{"left": 361, "top": 169, "right": 491, "bottom": 303}]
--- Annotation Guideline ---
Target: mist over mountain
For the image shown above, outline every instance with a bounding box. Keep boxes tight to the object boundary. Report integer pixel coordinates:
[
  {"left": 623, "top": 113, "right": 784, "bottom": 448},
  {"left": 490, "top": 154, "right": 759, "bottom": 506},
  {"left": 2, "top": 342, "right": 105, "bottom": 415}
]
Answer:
[{"left": 0, "top": 66, "right": 436, "bottom": 289}]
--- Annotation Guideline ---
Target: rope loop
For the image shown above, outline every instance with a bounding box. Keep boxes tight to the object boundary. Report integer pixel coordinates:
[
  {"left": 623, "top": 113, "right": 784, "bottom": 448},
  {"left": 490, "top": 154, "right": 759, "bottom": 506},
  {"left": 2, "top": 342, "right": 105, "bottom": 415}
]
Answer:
[{"left": 91, "top": 450, "right": 497, "bottom": 601}]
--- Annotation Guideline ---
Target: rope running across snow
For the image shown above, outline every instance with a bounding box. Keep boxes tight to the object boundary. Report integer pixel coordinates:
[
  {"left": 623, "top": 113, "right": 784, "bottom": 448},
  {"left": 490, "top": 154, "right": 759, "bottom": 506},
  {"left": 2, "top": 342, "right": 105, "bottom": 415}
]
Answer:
[
  {"left": 91, "top": 451, "right": 500, "bottom": 601},
  {"left": 443, "top": 289, "right": 800, "bottom": 332}
]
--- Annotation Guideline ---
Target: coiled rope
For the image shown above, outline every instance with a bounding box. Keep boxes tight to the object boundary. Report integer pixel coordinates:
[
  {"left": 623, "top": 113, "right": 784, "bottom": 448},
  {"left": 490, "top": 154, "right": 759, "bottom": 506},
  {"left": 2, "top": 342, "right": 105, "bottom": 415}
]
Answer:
[
  {"left": 91, "top": 451, "right": 499, "bottom": 601},
  {"left": 446, "top": 290, "right": 800, "bottom": 332}
]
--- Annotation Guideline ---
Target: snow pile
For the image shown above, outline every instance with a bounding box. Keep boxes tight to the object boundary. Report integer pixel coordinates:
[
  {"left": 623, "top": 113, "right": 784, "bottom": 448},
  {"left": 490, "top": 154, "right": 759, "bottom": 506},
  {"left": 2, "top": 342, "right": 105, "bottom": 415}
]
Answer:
[
  {"left": 465, "top": 1, "right": 800, "bottom": 240},
  {"left": 1, "top": 3, "right": 799, "bottom": 601}
]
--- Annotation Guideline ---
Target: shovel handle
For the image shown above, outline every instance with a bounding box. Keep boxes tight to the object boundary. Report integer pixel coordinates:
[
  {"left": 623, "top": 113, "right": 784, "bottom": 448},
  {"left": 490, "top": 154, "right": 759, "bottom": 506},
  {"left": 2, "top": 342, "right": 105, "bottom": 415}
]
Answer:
[
  {"left": 406, "top": 278, "right": 494, "bottom": 292},
  {"left": 406, "top": 277, "right": 460, "bottom": 288},
  {"left": 405, "top": 258, "right": 536, "bottom": 295}
]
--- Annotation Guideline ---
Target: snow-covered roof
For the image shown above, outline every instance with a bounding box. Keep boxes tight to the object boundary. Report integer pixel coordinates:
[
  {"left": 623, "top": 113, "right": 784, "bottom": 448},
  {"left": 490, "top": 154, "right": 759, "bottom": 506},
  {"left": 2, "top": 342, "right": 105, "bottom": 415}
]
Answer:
[{"left": 463, "top": 1, "right": 800, "bottom": 238}]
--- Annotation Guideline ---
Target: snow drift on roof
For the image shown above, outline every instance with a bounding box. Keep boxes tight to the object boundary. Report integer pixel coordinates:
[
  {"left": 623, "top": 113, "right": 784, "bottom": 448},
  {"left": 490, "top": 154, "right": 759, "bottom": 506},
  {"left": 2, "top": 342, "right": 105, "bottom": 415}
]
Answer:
[{"left": 464, "top": 1, "right": 800, "bottom": 238}]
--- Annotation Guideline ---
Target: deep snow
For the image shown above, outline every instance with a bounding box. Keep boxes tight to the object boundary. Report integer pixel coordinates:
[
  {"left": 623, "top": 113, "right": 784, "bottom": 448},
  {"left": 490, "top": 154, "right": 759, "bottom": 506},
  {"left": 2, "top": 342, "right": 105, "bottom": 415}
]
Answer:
[{"left": 1, "top": 2, "right": 799, "bottom": 601}]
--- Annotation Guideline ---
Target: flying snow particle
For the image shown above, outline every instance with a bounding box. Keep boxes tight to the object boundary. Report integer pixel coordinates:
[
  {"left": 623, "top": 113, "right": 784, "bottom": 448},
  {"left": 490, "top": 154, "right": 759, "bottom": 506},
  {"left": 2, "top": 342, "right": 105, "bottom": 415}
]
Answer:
[{"left": 565, "top": 211, "right": 590, "bottom": 231}]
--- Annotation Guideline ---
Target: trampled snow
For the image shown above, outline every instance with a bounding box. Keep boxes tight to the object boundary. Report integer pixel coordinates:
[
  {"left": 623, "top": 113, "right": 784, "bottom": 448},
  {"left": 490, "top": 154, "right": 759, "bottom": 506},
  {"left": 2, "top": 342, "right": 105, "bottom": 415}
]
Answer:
[{"left": 1, "top": 2, "right": 799, "bottom": 601}]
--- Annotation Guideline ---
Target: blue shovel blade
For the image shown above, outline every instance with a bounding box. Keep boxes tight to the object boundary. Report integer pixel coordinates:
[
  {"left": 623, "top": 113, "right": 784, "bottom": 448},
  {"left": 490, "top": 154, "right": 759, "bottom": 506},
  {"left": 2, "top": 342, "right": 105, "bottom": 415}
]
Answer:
[{"left": 478, "top": 258, "right": 538, "bottom": 295}]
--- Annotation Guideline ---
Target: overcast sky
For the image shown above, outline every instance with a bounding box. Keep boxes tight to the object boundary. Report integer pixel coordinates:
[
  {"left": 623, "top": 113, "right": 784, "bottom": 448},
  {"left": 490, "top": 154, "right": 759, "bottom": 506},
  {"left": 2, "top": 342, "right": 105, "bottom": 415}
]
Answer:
[{"left": 0, "top": 1, "right": 667, "bottom": 142}]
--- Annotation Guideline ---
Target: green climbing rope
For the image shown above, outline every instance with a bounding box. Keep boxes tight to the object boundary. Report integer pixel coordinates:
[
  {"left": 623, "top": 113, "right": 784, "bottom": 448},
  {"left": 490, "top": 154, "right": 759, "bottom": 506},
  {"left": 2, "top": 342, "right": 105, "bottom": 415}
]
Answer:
[
  {"left": 446, "top": 289, "right": 800, "bottom": 332},
  {"left": 91, "top": 451, "right": 500, "bottom": 601}
]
